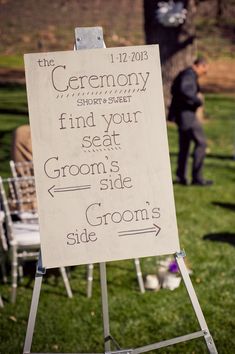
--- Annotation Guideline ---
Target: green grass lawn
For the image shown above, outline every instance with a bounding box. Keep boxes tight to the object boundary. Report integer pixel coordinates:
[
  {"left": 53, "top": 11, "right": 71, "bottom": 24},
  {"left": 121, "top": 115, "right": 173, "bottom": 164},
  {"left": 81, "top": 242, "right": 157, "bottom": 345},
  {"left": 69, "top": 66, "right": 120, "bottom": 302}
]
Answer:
[
  {"left": 0, "top": 87, "right": 235, "bottom": 353},
  {"left": 0, "top": 55, "right": 24, "bottom": 69}
]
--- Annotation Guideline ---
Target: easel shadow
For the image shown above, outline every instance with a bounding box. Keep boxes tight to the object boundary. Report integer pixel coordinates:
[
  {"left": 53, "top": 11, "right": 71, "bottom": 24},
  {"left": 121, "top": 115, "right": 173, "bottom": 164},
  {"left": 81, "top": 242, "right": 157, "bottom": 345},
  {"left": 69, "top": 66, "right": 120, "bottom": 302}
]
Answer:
[
  {"left": 203, "top": 232, "right": 235, "bottom": 246},
  {"left": 212, "top": 201, "right": 235, "bottom": 211}
]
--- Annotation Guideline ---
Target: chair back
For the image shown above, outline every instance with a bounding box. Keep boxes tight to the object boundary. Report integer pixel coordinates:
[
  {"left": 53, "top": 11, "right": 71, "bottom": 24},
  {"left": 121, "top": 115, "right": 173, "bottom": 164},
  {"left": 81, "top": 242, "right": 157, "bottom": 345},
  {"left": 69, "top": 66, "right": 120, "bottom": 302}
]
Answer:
[
  {"left": 0, "top": 177, "right": 38, "bottom": 242},
  {"left": 10, "top": 160, "right": 34, "bottom": 178},
  {"left": 9, "top": 161, "right": 37, "bottom": 218}
]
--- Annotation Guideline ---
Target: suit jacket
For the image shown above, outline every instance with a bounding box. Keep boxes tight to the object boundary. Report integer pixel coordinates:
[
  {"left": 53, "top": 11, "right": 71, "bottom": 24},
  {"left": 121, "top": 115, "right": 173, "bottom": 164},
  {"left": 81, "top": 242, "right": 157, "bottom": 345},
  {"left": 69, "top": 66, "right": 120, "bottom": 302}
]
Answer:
[{"left": 168, "top": 67, "right": 202, "bottom": 130}]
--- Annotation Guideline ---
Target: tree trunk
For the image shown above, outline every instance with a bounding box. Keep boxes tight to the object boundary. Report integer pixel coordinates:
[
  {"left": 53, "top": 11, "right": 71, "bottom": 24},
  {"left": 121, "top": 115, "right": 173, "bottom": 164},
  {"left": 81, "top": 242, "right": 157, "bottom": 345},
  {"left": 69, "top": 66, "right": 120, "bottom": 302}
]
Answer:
[
  {"left": 144, "top": 0, "right": 197, "bottom": 109},
  {"left": 216, "top": 0, "right": 223, "bottom": 20}
]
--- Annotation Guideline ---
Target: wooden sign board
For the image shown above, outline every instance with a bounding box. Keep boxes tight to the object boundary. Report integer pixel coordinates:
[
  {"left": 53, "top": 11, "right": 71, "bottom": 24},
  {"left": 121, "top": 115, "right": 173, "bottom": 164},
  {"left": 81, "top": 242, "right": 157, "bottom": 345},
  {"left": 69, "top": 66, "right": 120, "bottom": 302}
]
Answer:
[{"left": 24, "top": 45, "right": 180, "bottom": 268}]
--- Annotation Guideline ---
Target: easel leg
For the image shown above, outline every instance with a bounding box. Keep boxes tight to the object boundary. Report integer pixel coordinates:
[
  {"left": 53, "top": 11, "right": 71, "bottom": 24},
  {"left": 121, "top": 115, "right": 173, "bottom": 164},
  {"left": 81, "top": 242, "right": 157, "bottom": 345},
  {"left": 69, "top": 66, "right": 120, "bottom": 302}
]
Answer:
[
  {"left": 134, "top": 258, "right": 145, "bottom": 293},
  {"left": 23, "top": 253, "right": 45, "bottom": 354},
  {"left": 175, "top": 251, "right": 218, "bottom": 354},
  {"left": 99, "top": 262, "right": 121, "bottom": 353},
  {"left": 59, "top": 266, "right": 73, "bottom": 298},
  {"left": 87, "top": 263, "right": 94, "bottom": 298},
  {"left": 100, "top": 262, "right": 111, "bottom": 352}
]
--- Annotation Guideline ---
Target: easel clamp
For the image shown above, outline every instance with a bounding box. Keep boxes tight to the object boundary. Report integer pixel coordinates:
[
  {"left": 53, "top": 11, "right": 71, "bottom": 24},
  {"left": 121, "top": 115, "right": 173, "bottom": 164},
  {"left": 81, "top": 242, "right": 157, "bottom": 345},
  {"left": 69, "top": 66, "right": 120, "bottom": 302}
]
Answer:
[
  {"left": 36, "top": 252, "right": 46, "bottom": 276},
  {"left": 175, "top": 249, "right": 186, "bottom": 259}
]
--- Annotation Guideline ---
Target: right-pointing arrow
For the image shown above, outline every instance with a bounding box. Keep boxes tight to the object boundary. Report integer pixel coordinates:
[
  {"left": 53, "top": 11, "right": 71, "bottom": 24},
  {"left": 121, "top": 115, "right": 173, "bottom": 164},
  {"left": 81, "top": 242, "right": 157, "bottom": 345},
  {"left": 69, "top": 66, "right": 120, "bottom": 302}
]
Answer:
[
  {"left": 118, "top": 224, "right": 161, "bottom": 237},
  {"left": 153, "top": 224, "right": 161, "bottom": 237}
]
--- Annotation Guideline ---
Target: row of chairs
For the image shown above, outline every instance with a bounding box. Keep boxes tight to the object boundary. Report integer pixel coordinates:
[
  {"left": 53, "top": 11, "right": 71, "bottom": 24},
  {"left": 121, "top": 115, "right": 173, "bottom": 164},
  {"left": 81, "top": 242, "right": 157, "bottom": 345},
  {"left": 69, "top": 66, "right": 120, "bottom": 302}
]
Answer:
[
  {"left": 0, "top": 160, "right": 145, "bottom": 304},
  {"left": 0, "top": 161, "right": 73, "bottom": 303}
]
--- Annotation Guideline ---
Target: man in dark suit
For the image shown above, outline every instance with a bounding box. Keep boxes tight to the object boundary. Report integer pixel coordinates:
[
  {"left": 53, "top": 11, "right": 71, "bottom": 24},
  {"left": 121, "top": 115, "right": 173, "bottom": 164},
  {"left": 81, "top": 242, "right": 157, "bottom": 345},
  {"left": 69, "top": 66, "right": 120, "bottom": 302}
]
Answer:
[{"left": 168, "top": 57, "right": 213, "bottom": 186}]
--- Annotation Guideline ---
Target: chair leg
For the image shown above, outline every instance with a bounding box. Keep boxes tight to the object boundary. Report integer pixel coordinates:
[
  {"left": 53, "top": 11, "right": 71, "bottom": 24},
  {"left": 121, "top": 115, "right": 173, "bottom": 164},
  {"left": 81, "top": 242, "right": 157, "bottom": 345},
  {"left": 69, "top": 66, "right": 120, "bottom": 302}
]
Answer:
[
  {"left": 0, "top": 294, "right": 3, "bottom": 308},
  {"left": 0, "top": 254, "right": 7, "bottom": 283},
  {"left": 18, "top": 264, "right": 24, "bottom": 283},
  {"left": 11, "top": 245, "right": 18, "bottom": 303},
  {"left": 59, "top": 267, "right": 73, "bottom": 298},
  {"left": 134, "top": 258, "right": 145, "bottom": 293},
  {"left": 87, "top": 264, "right": 94, "bottom": 298}
]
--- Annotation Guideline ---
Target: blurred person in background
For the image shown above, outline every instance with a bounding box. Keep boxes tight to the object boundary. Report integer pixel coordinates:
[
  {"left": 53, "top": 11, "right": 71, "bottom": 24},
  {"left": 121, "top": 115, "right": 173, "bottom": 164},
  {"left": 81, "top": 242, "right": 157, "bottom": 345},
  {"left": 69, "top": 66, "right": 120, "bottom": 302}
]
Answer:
[
  {"left": 168, "top": 57, "right": 213, "bottom": 186},
  {"left": 11, "top": 124, "right": 32, "bottom": 163}
]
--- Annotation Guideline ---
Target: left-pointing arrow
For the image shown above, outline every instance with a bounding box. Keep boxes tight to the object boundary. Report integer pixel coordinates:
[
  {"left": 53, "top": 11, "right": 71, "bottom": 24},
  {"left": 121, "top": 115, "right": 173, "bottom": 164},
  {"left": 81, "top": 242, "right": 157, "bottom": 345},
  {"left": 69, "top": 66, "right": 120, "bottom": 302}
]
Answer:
[
  {"left": 48, "top": 184, "right": 91, "bottom": 198},
  {"left": 48, "top": 185, "right": 55, "bottom": 198}
]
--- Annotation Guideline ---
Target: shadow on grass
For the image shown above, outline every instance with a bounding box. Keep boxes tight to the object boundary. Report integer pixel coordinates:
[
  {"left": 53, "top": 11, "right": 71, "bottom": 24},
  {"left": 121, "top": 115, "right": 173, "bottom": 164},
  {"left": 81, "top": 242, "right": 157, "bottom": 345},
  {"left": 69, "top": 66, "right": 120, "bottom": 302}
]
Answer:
[
  {"left": 9, "top": 262, "right": 87, "bottom": 297},
  {"left": 203, "top": 232, "right": 235, "bottom": 246},
  {"left": 212, "top": 201, "right": 235, "bottom": 211},
  {"left": 0, "top": 108, "right": 28, "bottom": 115}
]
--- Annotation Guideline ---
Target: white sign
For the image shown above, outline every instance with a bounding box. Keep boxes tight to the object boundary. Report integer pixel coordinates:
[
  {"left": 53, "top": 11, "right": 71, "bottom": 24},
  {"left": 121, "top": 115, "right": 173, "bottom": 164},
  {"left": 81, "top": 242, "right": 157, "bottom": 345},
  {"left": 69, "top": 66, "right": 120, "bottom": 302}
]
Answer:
[{"left": 24, "top": 45, "right": 180, "bottom": 268}]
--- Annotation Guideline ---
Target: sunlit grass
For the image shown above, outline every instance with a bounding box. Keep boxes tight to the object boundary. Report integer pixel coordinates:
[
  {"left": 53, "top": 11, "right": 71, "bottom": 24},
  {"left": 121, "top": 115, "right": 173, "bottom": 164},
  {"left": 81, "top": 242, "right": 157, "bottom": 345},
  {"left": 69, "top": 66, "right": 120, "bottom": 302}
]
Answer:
[{"left": 0, "top": 87, "right": 234, "bottom": 353}]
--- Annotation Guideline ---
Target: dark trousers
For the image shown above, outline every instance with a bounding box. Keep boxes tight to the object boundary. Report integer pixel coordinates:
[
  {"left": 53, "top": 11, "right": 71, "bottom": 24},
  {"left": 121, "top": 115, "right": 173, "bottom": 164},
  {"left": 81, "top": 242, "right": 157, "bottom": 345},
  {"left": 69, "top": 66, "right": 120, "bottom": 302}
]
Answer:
[{"left": 176, "top": 120, "right": 207, "bottom": 182}]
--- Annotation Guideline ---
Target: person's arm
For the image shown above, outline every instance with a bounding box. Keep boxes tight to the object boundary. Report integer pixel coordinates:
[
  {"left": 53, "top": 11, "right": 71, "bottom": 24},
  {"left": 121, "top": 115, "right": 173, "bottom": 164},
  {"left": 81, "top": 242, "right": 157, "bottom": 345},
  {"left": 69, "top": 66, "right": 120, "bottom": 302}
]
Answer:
[
  {"left": 179, "top": 73, "right": 202, "bottom": 109},
  {"left": 11, "top": 125, "right": 32, "bottom": 163}
]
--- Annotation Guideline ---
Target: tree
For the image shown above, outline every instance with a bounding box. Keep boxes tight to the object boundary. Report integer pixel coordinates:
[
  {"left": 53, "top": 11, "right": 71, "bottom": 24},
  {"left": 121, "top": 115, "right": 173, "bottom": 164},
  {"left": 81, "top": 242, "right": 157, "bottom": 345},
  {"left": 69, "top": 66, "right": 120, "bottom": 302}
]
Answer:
[{"left": 144, "top": 0, "right": 197, "bottom": 108}]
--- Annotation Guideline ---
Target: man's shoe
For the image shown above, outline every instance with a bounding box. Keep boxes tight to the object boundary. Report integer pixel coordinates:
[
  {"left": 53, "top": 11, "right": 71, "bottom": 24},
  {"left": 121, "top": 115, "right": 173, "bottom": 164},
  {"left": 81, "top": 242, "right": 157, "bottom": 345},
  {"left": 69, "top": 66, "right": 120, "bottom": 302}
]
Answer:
[
  {"left": 192, "top": 179, "right": 213, "bottom": 186},
  {"left": 174, "top": 178, "right": 189, "bottom": 186}
]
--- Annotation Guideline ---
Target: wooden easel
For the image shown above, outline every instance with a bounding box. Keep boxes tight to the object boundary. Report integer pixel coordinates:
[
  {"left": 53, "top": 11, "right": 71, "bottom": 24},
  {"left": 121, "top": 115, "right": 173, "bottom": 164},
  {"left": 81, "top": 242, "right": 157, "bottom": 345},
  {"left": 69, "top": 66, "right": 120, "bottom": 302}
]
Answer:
[{"left": 23, "top": 27, "right": 218, "bottom": 354}]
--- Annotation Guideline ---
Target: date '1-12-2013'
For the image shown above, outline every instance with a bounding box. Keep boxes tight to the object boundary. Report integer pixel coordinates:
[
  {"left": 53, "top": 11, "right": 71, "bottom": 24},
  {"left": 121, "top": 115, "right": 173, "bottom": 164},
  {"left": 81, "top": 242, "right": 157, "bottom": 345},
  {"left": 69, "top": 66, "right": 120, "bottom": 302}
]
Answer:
[{"left": 110, "top": 51, "right": 149, "bottom": 64}]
